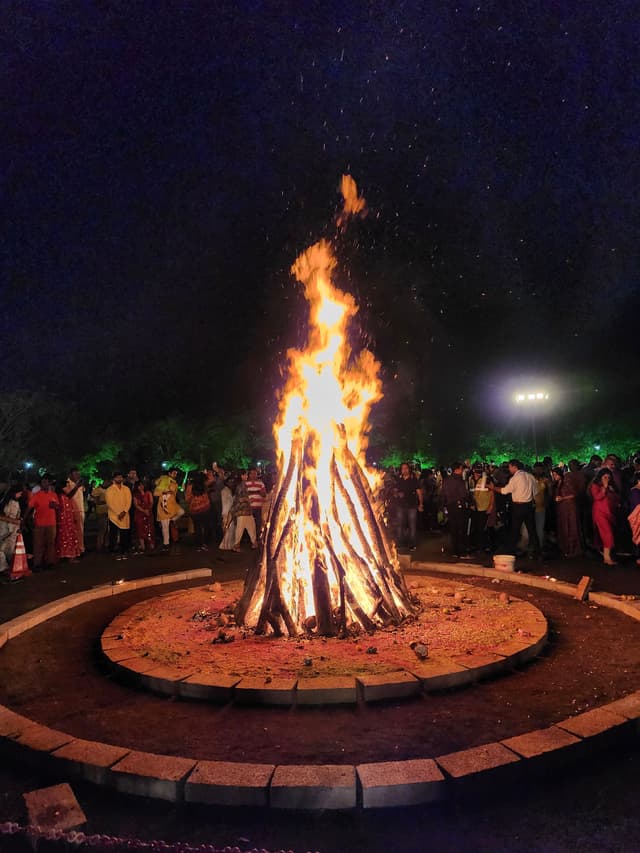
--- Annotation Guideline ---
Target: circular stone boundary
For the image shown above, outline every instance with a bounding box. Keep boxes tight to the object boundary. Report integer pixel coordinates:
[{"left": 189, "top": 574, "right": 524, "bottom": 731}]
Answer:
[
  {"left": 100, "top": 580, "right": 548, "bottom": 706},
  {"left": 0, "top": 564, "right": 639, "bottom": 811}
]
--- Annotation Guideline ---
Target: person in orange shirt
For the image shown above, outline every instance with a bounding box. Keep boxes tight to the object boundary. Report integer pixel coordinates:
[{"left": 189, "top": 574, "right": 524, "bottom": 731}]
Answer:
[{"left": 24, "top": 475, "right": 59, "bottom": 571}]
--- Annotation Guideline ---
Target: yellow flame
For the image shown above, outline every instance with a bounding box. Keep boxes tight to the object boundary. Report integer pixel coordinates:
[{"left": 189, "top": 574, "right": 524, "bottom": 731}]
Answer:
[{"left": 241, "top": 176, "right": 413, "bottom": 635}]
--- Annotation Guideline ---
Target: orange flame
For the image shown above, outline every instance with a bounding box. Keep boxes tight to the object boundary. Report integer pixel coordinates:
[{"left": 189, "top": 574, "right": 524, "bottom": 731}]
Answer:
[{"left": 238, "top": 177, "right": 413, "bottom": 636}]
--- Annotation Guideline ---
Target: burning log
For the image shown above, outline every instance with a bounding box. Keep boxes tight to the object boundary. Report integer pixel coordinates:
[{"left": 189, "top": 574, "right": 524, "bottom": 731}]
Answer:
[{"left": 235, "top": 177, "right": 417, "bottom": 637}]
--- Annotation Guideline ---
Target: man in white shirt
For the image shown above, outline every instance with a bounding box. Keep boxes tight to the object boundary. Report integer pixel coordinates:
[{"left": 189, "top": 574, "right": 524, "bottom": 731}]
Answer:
[{"left": 491, "top": 460, "right": 539, "bottom": 557}]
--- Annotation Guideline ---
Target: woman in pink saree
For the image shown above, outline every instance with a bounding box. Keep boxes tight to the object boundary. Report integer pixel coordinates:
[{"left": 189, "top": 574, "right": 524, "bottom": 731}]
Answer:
[{"left": 590, "top": 469, "right": 620, "bottom": 565}]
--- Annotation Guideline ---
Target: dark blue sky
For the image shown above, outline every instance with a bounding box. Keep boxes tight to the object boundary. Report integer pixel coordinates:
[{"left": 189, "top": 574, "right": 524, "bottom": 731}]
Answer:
[{"left": 2, "top": 1, "right": 639, "bottom": 444}]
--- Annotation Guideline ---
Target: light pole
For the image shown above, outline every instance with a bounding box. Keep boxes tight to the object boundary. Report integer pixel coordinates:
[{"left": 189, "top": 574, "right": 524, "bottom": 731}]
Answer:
[{"left": 514, "top": 391, "right": 549, "bottom": 461}]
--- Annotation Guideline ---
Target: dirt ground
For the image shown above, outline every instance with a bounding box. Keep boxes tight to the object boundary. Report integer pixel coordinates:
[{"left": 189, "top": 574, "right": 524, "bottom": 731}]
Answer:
[
  {"left": 108, "top": 576, "right": 544, "bottom": 680},
  {"left": 1, "top": 534, "right": 640, "bottom": 851},
  {"left": 1, "top": 573, "right": 639, "bottom": 767}
]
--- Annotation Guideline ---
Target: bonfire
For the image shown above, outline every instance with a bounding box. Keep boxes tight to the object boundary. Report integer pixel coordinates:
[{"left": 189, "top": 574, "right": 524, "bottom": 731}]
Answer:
[{"left": 236, "top": 177, "right": 417, "bottom": 637}]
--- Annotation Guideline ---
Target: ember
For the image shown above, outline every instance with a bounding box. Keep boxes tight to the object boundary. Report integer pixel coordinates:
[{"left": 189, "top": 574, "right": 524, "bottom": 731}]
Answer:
[{"left": 236, "top": 177, "right": 417, "bottom": 637}]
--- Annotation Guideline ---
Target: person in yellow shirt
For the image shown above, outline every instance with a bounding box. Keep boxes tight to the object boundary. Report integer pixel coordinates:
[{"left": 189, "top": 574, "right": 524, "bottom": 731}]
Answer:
[
  {"left": 154, "top": 468, "right": 185, "bottom": 549},
  {"left": 105, "top": 472, "right": 132, "bottom": 560},
  {"left": 532, "top": 462, "right": 551, "bottom": 554}
]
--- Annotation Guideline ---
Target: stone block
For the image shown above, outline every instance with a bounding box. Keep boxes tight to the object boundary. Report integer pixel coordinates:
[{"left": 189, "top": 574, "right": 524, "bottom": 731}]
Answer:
[
  {"left": 185, "top": 760, "right": 274, "bottom": 806},
  {"left": 556, "top": 707, "right": 632, "bottom": 744},
  {"left": 15, "top": 723, "right": 75, "bottom": 754},
  {"left": 450, "top": 652, "right": 507, "bottom": 682},
  {"left": 117, "top": 575, "right": 165, "bottom": 594},
  {"left": 575, "top": 575, "right": 593, "bottom": 601},
  {"left": 0, "top": 705, "right": 33, "bottom": 738},
  {"left": 500, "top": 725, "right": 582, "bottom": 770},
  {"left": 103, "top": 643, "right": 137, "bottom": 663},
  {"left": 357, "top": 671, "right": 421, "bottom": 702},
  {"left": 296, "top": 677, "right": 357, "bottom": 705},
  {"left": 436, "top": 742, "right": 521, "bottom": 780},
  {"left": 114, "top": 655, "right": 161, "bottom": 675},
  {"left": 52, "top": 738, "right": 131, "bottom": 785},
  {"left": 179, "top": 673, "right": 240, "bottom": 702},
  {"left": 24, "top": 783, "right": 86, "bottom": 832},
  {"left": 490, "top": 635, "right": 546, "bottom": 667},
  {"left": 101, "top": 635, "right": 130, "bottom": 652},
  {"left": 5, "top": 614, "right": 41, "bottom": 639},
  {"left": 270, "top": 764, "right": 357, "bottom": 810},
  {"left": 184, "top": 568, "right": 213, "bottom": 580},
  {"left": 605, "top": 691, "right": 640, "bottom": 728},
  {"left": 139, "top": 664, "right": 192, "bottom": 696},
  {"left": 110, "top": 750, "right": 197, "bottom": 801},
  {"left": 357, "top": 758, "right": 445, "bottom": 808},
  {"left": 57, "top": 590, "right": 101, "bottom": 610},
  {"left": 234, "top": 677, "right": 297, "bottom": 705},
  {"left": 86, "top": 583, "right": 117, "bottom": 600},
  {"left": 410, "top": 658, "right": 472, "bottom": 692},
  {"left": 101, "top": 614, "right": 132, "bottom": 637},
  {"left": 161, "top": 571, "right": 189, "bottom": 584}
]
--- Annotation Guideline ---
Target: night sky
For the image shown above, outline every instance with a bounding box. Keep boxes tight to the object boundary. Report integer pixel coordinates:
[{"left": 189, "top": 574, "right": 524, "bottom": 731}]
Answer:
[{"left": 3, "top": 2, "right": 639, "bottom": 456}]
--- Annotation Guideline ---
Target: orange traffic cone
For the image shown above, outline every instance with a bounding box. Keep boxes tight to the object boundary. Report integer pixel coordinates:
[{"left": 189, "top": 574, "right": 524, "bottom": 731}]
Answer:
[{"left": 9, "top": 532, "right": 31, "bottom": 581}]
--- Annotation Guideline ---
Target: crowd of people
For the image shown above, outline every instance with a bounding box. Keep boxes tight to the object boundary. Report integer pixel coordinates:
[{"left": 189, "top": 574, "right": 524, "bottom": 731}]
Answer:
[
  {"left": 0, "top": 464, "right": 271, "bottom": 577},
  {"left": 386, "top": 452, "right": 640, "bottom": 566},
  {"left": 1, "top": 451, "right": 639, "bottom": 580}
]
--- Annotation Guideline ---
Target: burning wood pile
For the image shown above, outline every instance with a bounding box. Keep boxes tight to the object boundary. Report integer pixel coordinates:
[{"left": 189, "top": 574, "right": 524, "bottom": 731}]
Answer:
[{"left": 236, "top": 178, "right": 417, "bottom": 637}]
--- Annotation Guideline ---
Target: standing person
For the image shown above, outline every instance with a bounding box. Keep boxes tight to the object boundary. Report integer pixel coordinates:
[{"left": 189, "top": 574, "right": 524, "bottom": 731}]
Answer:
[
  {"left": 24, "top": 475, "right": 58, "bottom": 571},
  {"left": 490, "top": 460, "right": 539, "bottom": 558},
  {"left": 551, "top": 467, "right": 582, "bottom": 558},
  {"left": 154, "top": 468, "right": 185, "bottom": 551},
  {"left": 219, "top": 476, "right": 236, "bottom": 550},
  {"left": 246, "top": 467, "right": 267, "bottom": 540},
  {"left": 627, "top": 473, "right": 640, "bottom": 567},
  {"left": 532, "top": 462, "right": 551, "bottom": 554},
  {"left": 185, "top": 472, "right": 213, "bottom": 551},
  {"left": 55, "top": 481, "right": 81, "bottom": 561},
  {"left": 393, "top": 463, "right": 423, "bottom": 552},
  {"left": 441, "top": 462, "right": 470, "bottom": 559},
  {"left": 590, "top": 469, "right": 620, "bottom": 566},
  {"left": 468, "top": 464, "right": 494, "bottom": 554},
  {"left": 63, "top": 468, "right": 85, "bottom": 555},
  {"left": 106, "top": 472, "right": 132, "bottom": 561},
  {"left": 91, "top": 479, "right": 110, "bottom": 551},
  {"left": 0, "top": 486, "right": 23, "bottom": 577},
  {"left": 125, "top": 469, "right": 140, "bottom": 547},
  {"left": 209, "top": 463, "right": 226, "bottom": 543},
  {"left": 133, "top": 480, "right": 155, "bottom": 553},
  {"left": 230, "top": 470, "right": 257, "bottom": 551}
]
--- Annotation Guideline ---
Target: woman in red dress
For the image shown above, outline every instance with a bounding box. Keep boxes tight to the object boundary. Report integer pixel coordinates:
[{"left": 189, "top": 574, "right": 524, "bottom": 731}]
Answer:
[
  {"left": 590, "top": 469, "right": 620, "bottom": 565},
  {"left": 133, "top": 481, "right": 155, "bottom": 552},
  {"left": 55, "top": 484, "right": 81, "bottom": 561},
  {"left": 551, "top": 467, "right": 582, "bottom": 558}
]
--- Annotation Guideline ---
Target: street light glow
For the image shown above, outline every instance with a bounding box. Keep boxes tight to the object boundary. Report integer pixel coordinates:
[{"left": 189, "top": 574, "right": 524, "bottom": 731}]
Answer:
[{"left": 514, "top": 390, "right": 549, "bottom": 404}]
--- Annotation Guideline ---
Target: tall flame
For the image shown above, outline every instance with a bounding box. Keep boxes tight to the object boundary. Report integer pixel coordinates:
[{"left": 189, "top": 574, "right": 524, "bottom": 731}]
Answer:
[{"left": 237, "top": 177, "right": 414, "bottom": 637}]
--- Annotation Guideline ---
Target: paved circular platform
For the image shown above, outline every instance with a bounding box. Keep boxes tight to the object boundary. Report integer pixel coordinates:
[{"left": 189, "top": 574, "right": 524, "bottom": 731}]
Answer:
[
  {"left": 100, "top": 575, "right": 548, "bottom": 705},
  {"left": 1, "top": 564, "right": 639, "bottom": 810}
]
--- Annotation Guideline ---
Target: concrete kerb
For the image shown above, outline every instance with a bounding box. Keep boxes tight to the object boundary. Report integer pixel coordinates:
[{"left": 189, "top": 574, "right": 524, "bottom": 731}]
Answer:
[
  {"left": 1, "top": 562, "right": 640, "bottom": 809},
  {"left": 0, "top": 569, "right": 213, "bottom": 641}
]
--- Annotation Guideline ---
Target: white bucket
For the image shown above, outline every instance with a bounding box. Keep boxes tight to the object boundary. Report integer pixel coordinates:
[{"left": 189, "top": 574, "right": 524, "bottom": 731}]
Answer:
[{"left": 493, "top": 554, "right": 516, "bottom": 572}]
